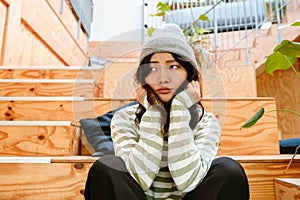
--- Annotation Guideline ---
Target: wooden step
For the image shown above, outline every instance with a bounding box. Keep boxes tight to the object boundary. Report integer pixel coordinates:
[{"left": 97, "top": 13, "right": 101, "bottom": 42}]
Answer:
[
  {"left": 275, "top": 178, "right": 300, "bottom": 200},
  {"left": 0, "top": 155, "right": 299, "bottom": 200},
  {"left": 79, "top": 97, "right": 280, "bottom": 156}
]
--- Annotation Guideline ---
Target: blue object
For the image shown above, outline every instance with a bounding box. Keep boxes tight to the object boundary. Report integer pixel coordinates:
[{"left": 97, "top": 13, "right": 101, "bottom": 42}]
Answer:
[{"left": 279, "top": 138, "right": 300, "bottom": 154}]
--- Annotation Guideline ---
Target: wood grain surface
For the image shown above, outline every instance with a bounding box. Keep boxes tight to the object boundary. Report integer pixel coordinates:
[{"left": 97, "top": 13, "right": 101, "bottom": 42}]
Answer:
[{"left": 0, "top": 126, "right": 78, "bottom": 156}]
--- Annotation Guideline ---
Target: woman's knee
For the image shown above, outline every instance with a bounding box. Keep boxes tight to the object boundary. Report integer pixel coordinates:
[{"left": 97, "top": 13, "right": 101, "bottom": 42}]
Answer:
[
  {"left": 90, "top": 155, "right": 127, "bottom": 175},
  {"left": 211, "top": 157, "right": 247, "bottom": 180}
]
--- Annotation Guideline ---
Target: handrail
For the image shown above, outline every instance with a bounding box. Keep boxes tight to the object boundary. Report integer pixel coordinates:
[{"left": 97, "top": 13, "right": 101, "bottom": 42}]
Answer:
[{"left": 143, "top": 0, "right": 300, "bottom": 68}]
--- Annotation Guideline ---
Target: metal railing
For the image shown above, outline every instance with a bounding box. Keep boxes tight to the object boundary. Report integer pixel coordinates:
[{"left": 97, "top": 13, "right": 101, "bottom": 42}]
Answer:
[
  {"left": 68, "top": 0, "right": 93, "bottom": 37},
  {"left": 143, "top": 0, "right": 300, "bottom": 67}
]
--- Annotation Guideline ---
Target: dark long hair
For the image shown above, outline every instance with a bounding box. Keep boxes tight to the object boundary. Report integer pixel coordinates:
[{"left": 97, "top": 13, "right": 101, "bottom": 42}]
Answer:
[{"left": 135, "top": 53, "right": 204, "bottom": 133}]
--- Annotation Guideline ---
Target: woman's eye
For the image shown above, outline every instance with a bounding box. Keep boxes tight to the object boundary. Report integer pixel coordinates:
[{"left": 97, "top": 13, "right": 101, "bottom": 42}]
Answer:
[
  {"left": 150, "top": 67, "right": 157, "bottom": 72},
  {"left": 169, "top": 65, "right": 179, "bottom": 70}
]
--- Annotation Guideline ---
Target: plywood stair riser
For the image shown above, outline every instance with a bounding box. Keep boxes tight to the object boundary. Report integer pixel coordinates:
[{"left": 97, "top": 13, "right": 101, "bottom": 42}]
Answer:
[
  {"left": 0, "top": 98, "right": 279, "bottom": 156},
  {"left": 0, "top": 155, "right": 299, "bottom": 200},
  {"left": 275, "top": 178, "right": 300, "bottom": 200}
]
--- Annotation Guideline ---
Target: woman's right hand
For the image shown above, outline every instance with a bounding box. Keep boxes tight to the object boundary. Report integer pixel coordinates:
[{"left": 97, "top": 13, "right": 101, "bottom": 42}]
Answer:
[{"left": 136, "top": 85, "right": 146, "bottom": 105}]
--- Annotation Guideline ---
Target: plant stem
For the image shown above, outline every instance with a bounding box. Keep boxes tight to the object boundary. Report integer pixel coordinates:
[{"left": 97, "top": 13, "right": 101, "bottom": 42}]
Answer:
[
  {"left": 266, "top": 109, "right": 300, "bottom": 116},
  {"left": 284, "top": 55, "right": 300, "bottom": 79},
  {"left": 290, "top": 64, "right": 300, "bottom": 80}
]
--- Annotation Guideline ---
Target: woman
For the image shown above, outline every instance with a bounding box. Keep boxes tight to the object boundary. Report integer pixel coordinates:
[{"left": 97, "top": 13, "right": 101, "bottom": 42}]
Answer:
[{"left": 84, "top": 24, "right": 249, "bottom": 200}]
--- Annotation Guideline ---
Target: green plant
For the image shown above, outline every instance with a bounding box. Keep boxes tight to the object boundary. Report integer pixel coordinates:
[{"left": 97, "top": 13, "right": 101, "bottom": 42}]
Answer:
[
  {"left": 148, "top": 1, "right": 218, "bottom": 69},
  {"left": 241, "top": 21, "right": 300, "bottom": 129}
]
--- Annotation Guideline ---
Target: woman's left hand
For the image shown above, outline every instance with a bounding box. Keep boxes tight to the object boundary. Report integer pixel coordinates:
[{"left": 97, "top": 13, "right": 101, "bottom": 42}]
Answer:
[{"left": 187, "top": 80, "right": 201, "bottom": 102}]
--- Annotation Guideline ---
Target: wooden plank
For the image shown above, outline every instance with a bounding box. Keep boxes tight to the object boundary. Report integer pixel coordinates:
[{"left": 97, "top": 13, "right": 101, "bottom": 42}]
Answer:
[
  {"left": 0, "top": 66, "right": 104, "bottom": 79},
  {"left": 77, "top": 98, "right": 279, "bottom": 155},
  {"left": 0, "top": 82, "right": 94, "bottom": 97},
  {"left": 0, "top": 155, "right": 299, "bottom": 200},
  {"left": 0, "top": 126, "right": 78, "bottom": 156},
  {"left": 0, "top": 98, "right": 279, "bottom": 155},
  {"left": 101, "top": 63, "right": 258, "bottom": 98},
  {"left": 201, "top": 65, "right": 257, "bottom": 97},
  {"left": 275, "top": 178, "right": 300, "bottom": 200},
  {"left": 1, "top": 0, "right": 22, "bottom": 65},
  {"left": 103, "top": 62, "right": 138, "bottom": 98},
  {"left": 257, "top": 67, "right": 300, "bottom": 139},
  {"left": 241, "top": 159, "right": 300, "bottom": 200},
  {"left": 0, "top": 1, "right": 8, "bottom": 63},
  {"left": 0, "top": 101, "right": 75, "bottom": 121},
  {"left": 46, "top": 0, "right": 88, "bottom": 53},
  {"left": 0, "top": 121, "right": 71, "bottom": 126},
  {"left": 0, "top": 162, "right": 91, "bottom": 200},
  {"left": 21, "top": 0, "right": 87, "bottom": 65}
]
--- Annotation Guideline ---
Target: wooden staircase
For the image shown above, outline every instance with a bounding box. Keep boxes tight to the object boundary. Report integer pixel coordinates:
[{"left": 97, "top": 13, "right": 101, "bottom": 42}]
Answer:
[{"left": 0, "top": 64, "right": 300, "bottom": 200}]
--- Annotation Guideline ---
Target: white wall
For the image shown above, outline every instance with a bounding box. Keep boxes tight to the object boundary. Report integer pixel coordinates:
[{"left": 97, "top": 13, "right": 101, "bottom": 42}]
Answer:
[{"left": 90, "top": 0, "right": 144, "bottom": 41}]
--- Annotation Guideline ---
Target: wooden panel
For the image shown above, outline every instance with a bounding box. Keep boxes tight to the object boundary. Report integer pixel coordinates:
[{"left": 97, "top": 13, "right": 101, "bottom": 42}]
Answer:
[
  {"left": 275, "top": 178, "right": 300, "bottom": 200},
  {"left": 0, "top": 82, "right": 94, "bottom": 97},
  {"left": 0, "top": 1, "right": 8, "bottom": 63},
  {"left": 0, "top": 155, "right": 299, "bottom": 200},
  {"left": 0, "top": 101, "right": 74, "bottom": 121},
  {"left": 200, "top": 66, "right": 257, "bottom": 97},
  {"left": 103, "top": 62, "right": 138, "bottom": 98},
  {"left": 0, "top": 162, "right": 92, "bottom": 200},
  {"left": 77, "top": 98, "right": 279, "bottom": 155},
  {"left": 21, "top": 0, "right": 87, "bottom": 66},
  {"left": 46, "top": 0, "right": 88, "bottom": 53},
  {"left": 101, "top": 63, "right": 257, "bottom": 98},
  {"left": 207, "top": 99, "right": 279, "bottom": 155},
  {"left": 1, "top": 0, "right": 89, "bottom": 66},
  {"left": 239, "top": 158, "right": 300, "bottom": 200},
  {"left": 0, "top": 66, "right": 104, "bottom": 81},
  {"left": 257, "top": 66, "right": 300, "bottom": 139},
  {"left": 0, "top": 126, "right": 78, "bottom": 156},
  {"left": 1, "top": 0, "right": 22, "bottom": 65}
]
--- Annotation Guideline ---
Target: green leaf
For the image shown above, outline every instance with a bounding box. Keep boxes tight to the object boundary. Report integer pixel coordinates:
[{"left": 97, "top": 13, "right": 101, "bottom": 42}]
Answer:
[
  {"left": 265, "top": 52, "right": 295, "bottom": 75},
  {"left": 150, "top": 11, "right": 165, "bottom": 17},
  {"left": 147, "top": 27, "right": 155, "bottom": 37},
  {"left": 197, "top": 28, "right": 211, "bottom": 35},
  {"left": 274, "top": 40, "right": 300, "bottom": 57},
  {"left": 156, "top": 2, "right": 170, "bottom": 12},
  {"left": 241, "top": 107, "right": 265, "bottom": 128},
  {"left": 198, "top": 14, "right": 210, "bottom": 22},
  {"left": 290, "top": 21, "right": 300, "bottom": 26}
]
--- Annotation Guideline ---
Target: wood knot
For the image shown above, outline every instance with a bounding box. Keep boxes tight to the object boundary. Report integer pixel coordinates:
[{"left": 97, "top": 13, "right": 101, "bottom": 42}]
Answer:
[
  {"left": 80, "top": 189, "right": 85, "bottom": 195},
  {"left": 38, "top": 135, "right": 45, "bottom": 140},
  {"left": 74, "top": 163, "right": 84, "bottom": 169}
]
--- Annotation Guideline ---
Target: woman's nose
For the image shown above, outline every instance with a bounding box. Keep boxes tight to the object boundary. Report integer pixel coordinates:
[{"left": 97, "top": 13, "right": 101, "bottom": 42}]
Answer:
[
  {"left": 159, "top": 78, "right": 170, "bottom": 84},
  {"left": 157, "top": 67, "right": 171, "bottom": 84}
]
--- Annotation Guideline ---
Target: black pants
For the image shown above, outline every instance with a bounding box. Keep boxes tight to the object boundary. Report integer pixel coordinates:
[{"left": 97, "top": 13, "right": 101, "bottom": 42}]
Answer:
[{"left": 84, "top": 155, "right": 249, "bottom": 200}]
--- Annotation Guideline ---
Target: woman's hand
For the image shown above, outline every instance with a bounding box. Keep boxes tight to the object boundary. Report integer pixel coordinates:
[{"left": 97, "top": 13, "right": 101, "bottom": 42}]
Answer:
[
  {"left": 187, "top": 80, "right": 201, "bottom": 102},
  {"left": 136, "top": 85, "right": 146, "bottom": 105}
]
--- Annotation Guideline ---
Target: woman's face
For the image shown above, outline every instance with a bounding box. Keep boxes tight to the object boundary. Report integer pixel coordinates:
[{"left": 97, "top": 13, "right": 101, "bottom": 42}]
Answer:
[{"left": 145, "top": 53, "right": 188, "bottom": 102}]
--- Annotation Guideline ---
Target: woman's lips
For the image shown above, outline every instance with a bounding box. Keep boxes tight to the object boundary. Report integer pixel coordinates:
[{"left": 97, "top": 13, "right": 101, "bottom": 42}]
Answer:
[{"left": 157, "top": 87, "right": 172, "bottom": 94}]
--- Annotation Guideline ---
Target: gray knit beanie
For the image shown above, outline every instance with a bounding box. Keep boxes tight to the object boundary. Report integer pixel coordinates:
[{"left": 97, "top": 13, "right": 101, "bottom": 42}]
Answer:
[{"left": 140, "top": 23, "right": 197, "bottom": 68}]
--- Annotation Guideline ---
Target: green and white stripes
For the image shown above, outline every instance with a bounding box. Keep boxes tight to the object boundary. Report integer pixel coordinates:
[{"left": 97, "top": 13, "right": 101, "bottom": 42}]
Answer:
[{"left": 111, "top": 90, "right": 221, "bottom": 199}]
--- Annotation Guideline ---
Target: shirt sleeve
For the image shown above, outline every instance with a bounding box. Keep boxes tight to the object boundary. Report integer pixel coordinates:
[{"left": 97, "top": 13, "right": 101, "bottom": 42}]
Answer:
[
  {"left": 111, "top": 103, "right": 164, "bottom": 191},
  {"left": 168, "top": 90, "right": 221, "bottom": 193}
]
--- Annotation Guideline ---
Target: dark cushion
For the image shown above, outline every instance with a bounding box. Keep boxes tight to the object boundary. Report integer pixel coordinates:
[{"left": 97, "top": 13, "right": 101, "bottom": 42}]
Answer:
[
  {"left": 79, "top": 101, "right": 137, "bottom": 156},
  {"left": 279, "top": 138, "right": 300, "bottom": 154}
]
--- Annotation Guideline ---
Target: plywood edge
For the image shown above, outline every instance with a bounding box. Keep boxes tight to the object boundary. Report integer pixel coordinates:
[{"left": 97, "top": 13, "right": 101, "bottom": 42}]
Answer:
[{"left": 1, "top": 155, "right": 293, "bottom": 164}]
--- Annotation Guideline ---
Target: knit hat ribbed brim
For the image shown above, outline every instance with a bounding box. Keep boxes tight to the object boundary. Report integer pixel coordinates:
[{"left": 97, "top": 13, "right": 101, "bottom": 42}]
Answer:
[{"left": 140, "top": 24, "right": 197, "bottom": 67}]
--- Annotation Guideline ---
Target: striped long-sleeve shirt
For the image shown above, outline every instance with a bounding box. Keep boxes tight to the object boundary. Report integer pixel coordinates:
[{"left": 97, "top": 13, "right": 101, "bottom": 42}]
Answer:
[{"left": 111, "top": 90, "right": 221, "bottom": 199}]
